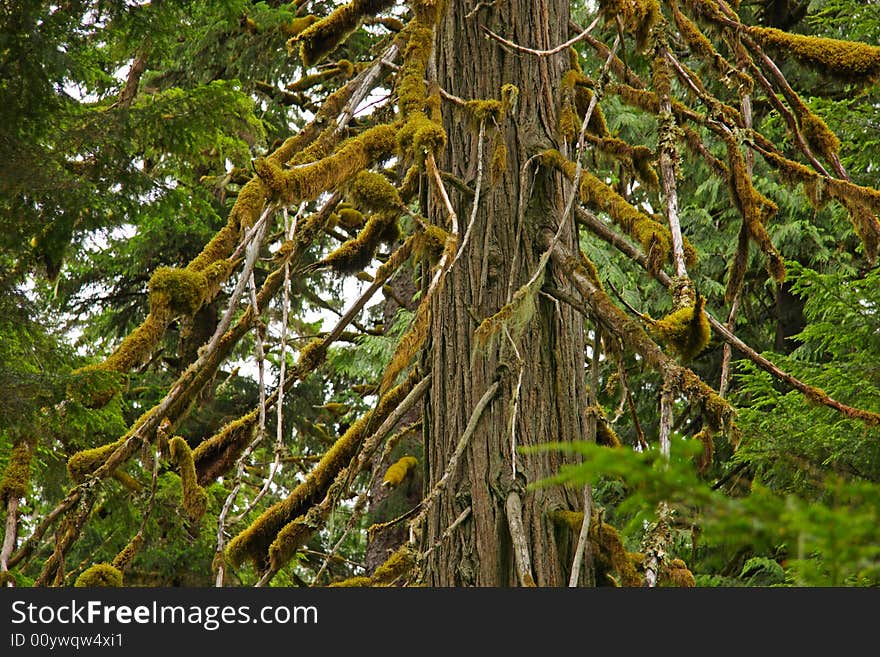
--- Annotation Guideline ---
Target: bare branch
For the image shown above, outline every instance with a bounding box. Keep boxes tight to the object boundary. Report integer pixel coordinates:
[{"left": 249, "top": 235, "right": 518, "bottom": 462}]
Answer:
[{"left": 481, "top": 14, "right": 601, "bottom": 57}]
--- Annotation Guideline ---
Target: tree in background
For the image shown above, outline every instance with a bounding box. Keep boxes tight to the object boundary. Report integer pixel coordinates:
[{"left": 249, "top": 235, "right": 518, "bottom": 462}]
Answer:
[{"left": 2, "top": 0, "right": 879, "bottom": 588}]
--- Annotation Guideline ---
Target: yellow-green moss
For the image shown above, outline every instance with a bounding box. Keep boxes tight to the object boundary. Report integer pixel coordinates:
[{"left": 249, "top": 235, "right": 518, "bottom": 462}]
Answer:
[
  {"left": 799, "top": 110, "right": 840, "bottom": 163},
  {"left": 257, "top": 123, "right": 396, "bottom": 204},
  {"left": 589, "top": 515, "right": 642, "bottom": 587},
  {"left": 66, "top": 366, "right": 126, "bottom": 409},
  {"left": 281, "top": 14, "right": 319, "bottom": 38},
  {"left": 372, "top": 544, "right": 415, "bottom": 583},
  {"left": 490, "top": 133, "right": 507, "bottom": 185},
  {"left": 328, "top": 576, "right": 374, "bottom": 587},
  {"left": 111, "top": 534, "right": 143, "bottom": 571},
  {"left": 0, "top": 571, "right": 16, "bottom": 586},
  {"left": 397, "top": 112, "right": 447, "bottom": 158},
  {"left": 336, "top": 206, "right": 366, "bottom": 230},
  {"left": 648, "top": 294, "right": 711, "bottom": 362},
  {"left": 382, "top": 455, "right": 418, "bottom": 488},
  {"left": 149, "top": 266, "right": 206, "bottom": 317},
  {"left": 692, "top": 426, "right": 715, "bottom": 475},
  {"left": 413, "top": 223, "right": 448, "bottom": 265},
  {"left": 295, "top": 0, "right": 396, "bottom": 66},
  {"left": 599, "top": 0, "right": 660, "bottom": 52},
  {"left": 170, "top": 436, "right": 209, "bottom": 521},
  {"left": 192, "top": 410, "right": 257, "bottom": 486},
  {"left": 349, "top": 170, "right": 403, "bottom": 211},
  {"left": 464, "top": 99, "right": 505, "bottom": 125},
  {"left": 748, "top": 26, "right": 880, "bottom": 83},
  {"left": 549, "top": 509, "right": 584, "bottom": 532},
  {"left": 74, "top": 563, "right": 123, "bottom": 587},
  {"left": 323, "top": 211, "right": 399, "bottom": 274},
  {"left": 397, "top": 26, "right": 436, "bottom": 116},
  {"left": 0, "top": 439, "right": 34, "bottom": 503},
  {"left": 68, "top": 437, "right": 125, "bottom": 483}
]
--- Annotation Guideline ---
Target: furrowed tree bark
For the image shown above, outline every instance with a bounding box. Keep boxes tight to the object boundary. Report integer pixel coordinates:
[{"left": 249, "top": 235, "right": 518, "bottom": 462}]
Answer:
[{"left": 424, "top": 0, "right": 588, "bottom": 586}]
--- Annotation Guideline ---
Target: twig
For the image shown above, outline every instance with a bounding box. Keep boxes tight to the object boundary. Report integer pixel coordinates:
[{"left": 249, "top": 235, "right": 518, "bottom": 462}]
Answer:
[
  {"left": 451, "top": 119, "right": 485, "bottom": 269},
  {"left": 481, "top": 14, "right": 601, "bottom": 57},
  {"left": 421, "top": 506, "right": 471, "bottom": 559},
  {"left": 409, "top": 380, "right": 501, "bottom": 540},
  {"left": 505, "top": 491, "right": 536, "bottom": 586}
]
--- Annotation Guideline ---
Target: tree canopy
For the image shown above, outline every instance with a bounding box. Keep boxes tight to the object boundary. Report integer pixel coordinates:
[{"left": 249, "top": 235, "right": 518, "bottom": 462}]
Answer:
[{"left": 2, "top": 0, "right": 880, "bottom": 588}]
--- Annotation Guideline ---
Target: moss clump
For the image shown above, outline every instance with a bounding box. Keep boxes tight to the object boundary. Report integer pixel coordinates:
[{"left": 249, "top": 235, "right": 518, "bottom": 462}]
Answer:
[
  {"left": 660, "top": 558, "right": 696, "bottom": 587},
  {"left": 148, "top": 266, "right": 206, "bottom": 317},
  {"left": 550, "top": 510, "right": 641, "bottom": 586},
  {"left": 372, "top": 544, "right": 416, "bottom": 583},
  {"left": 0, "top": 439, "right": 35, "bottom": 503},
  {"left": 397, "top": 112, "right": 447, "bottom": 158},
  {"left": 413, "top": 224, "right": 449, "bottom": 265},
  {"left": 170, "top": 436, "right": 209, "bottom": 521},
  {"left": 349, "top": 170, "right": 403, "bottom": 211},
  {"left": 490, "top": 133, "right": 507, "bottom": 185},
  {"left": 74, "top": 563, "right": 123, "bottom": 587},
  {"left": 692, "top": 426, "right": 715, "bottom": 475},
  {"left": 463, "top": 99, "right": 505, "bottom": 125},
  {"left": 192, "top": 411, "right": 257, "bottom": 486},
  {"left": 586, "top": 135, "right": 658, "bottom": 189},
  {"left": 336, "top": 206, "right": 366, "bottom": 230},
  {"left": 648, "top": 293, "right": 711, "bottom": 363},
  {"left": 382, "top": 456, "right": 418, "bottom": 488},
  {"left": 799, "top": 110, "right": 840, "bottom": 163},
  {"left": 295, "top": 0, "right": 396, "bottom": 66},
  {"left": 281, "top": 14, "right": 319, "bottom": 38},
  {"left": 0, "top": 571, "right": 17, "bottom": 586},
  {"left": 68, "top": 437, "right": 125, "bottom": 483},
  {"left": 748, "top": 26, "right": 880, "bottom": 83},
  {"left": 322, "top": 211, "right": 399, "bottom": 274}
]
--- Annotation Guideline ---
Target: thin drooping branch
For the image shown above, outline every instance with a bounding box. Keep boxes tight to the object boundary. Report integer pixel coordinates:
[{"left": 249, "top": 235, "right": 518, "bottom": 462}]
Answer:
[
  {"left": 409, "top": 380, "right": 501, "bottom": 540},
  {"left": 480, "top": 13, "right": 601, "bottom": 57},
  {"left": 505, "top": 491, "right": 536, "bottom": 587},
  {"left": 451, "top": 119, "right": 485, "bottom": 269},
  {"left": 574, "top": 207, "right": 880, "bottom": 426}
]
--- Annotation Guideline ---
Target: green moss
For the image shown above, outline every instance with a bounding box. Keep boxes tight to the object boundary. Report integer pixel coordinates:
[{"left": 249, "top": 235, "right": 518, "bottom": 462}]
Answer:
[
  {"left": 281, "top": 14, "right": 319, "bottom": 38},
  {"left": 648, "top": 293, "right": 711, "bottom": 362},
  {"left": 660, "top": 558, "right": 696, "bottom": 587},
  {"left": 549, "top": 509, "right": 584, "bottom": 532},
  {"left": 748, "top": 26, "right": 880, "bottom": 83},
  {"left": 148, "top": 266, "right": 206, "bottom": 317},
  {"left": 170, "top": 436, "right": 209, "bottom": 521},
  {"left": 0, "top": 439, "right": 34, "bottom": 503},
  {"left": 68, "top": 437, "right": 125, "bottom": 483},
  {"left": 349, "top": 170, "right": 403, "bottom": 211},
  {"left": 192, "top": 410, "right": 258, "bottom": 486},
  {"left": 413, "top": 224, "right": 448, "bottom": 265},
  {"left": 74, "top": 563, "right": 123, "bottom": 587},
  {"left": 397, "top": 26, "right": 435, "bottom": 116},
  {"left": 397, "top": 112, "right": 447, "bottom": 158},
  {"left": 799, "top": 110, "right": 840, "bottom": 163},
  {"left": 490, "top": 133, "right": 507, "bottom": 185},
  {"left": 323, "top": 211, "right": 399, "bottom": 274},
  {"left": 372, "top": 544, "right": 415, "bottom": 583},
  {"left": 296, "top": 0, "right": 396, "bottom": 66},
  {"left": 382, "top": 455, "right": 418, "bottom": 488},
  {"left": 257, "top": 123, "right": 397, "bottom": 204},
  {"left": 464, "top": 99, "right": 504, "bottom": 125},
  {"left": 336, "top": 206, "right": 366, "bottom": 230}
]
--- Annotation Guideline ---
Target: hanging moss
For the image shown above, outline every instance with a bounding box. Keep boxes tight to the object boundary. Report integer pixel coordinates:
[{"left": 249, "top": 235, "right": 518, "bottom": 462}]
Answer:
[
  {"left": 596, "top": 417, "right": 623, "bottom": 448},
  {"left": 723, "top": 133, "right": 785, "bottom": 282},
  {"left": 111, "top": 534, "right": 143, "bottom": 571},
  {"left": 68, "top": 437, "right": 125, "bottom": 483},
  {"left": 748, "top": 26, "right": 880, "bottom": 83},
  {"left": 586, "top": 135, "right": 659, "bottom": 189},
  {"left": 285, "top": 60, "right": 355, "bottom": 93},
  {"left": 599, "top": 0, "right": 660, "bottom": 52},
  {"left": 226, "top": 374, "right": 417, "bottom": 568},
  {"left": 281, "top": 14, "right": 319, "bottom": 38},
  {"left": 170, "top": 437, "right": 209, "bottom": 521},
  {"left": 669, "top": 0, "right": 752, "bottom": 92},
  {"left": 381, "top": 298, "right": 432, "bottom": 392},
  {"left": 192, "top": 410, "right": 258, "bottom": 486},
  {"left": 692, "top": 426, "right": 715, "bottom": 475},
  {"left": 647, "top": 293, "right": 711, "bottom": 363},
  {"left": 0, "top": 439, "right": 35, "bottom": 503},
  {"left": 382, "top": 455, "right": 418, "bottom": 488},
  {"left": 397, "top": 112, "right": 447, "bottom": 159},
  {"left": 295, "top": 0, "right": 396, "bottom": 67},
  {"left": 74, "top": 563, "right": 123, "bottom": 587},
  {"left": 590, "top": 515, "right": 643, "bottom": 587},
  {"left": 798, "top": 109, "right": 840, "bottom": 165},
  {"left": 490, "top": 133, "right": 507, "bottom": 185}
]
